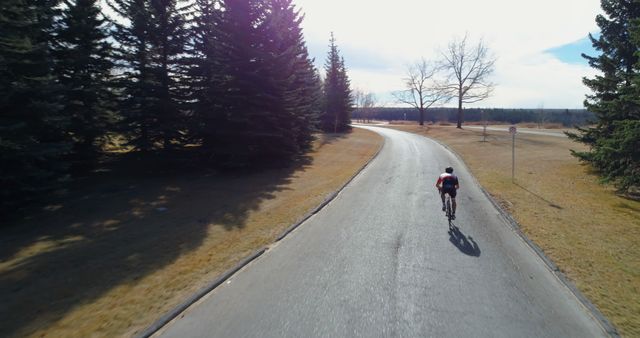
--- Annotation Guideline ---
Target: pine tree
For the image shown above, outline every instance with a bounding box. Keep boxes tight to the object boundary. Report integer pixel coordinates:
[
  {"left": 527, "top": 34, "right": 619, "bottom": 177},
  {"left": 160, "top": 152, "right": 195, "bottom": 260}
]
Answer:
[
  {"left": 148, "top": 0, "right": 192, "bottom": 151},
  {"left": 568, "top": 0, "right": 640, "bottom": 193},
  {"left": 261, "top": 0, "right": 321, "bottom": 154},
  {"left": 108, "top": 0, "right": 157, "bottom": 152},
  {"left": 192, "top": 0, "right": 321, "bottom": 167},
  {"left": 190, "top": 0, "right": 225, "bottom": 155},
  {"left": 206, "top": 0, "right": 267, "bottom": 167},
  {"left": 108, "top": 0, "right": 190, "bottom": 153},
  {"left": 0, "top": 0, "right": 70, "bottom": 209},
  {"left": 292, "top": 63, "right": 322, "bottom": 150},
  {"left": 54, "top": 0, "right": 114, "bottom": 165},
  {"left": 336, "top": 56, "right": 353, "bottom": 131},
  {"left": 322, "top": 33, "right": 352, "bottom": 133},
  {"left": 322, "top": 33, "right": 340, "bottom": 132}
]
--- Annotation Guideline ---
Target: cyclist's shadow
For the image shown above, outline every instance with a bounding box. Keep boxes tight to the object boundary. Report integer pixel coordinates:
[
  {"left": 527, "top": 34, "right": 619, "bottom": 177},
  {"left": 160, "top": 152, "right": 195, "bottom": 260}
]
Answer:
[{"left": 448, "top": 223, "right": 481, "bottom": 257}]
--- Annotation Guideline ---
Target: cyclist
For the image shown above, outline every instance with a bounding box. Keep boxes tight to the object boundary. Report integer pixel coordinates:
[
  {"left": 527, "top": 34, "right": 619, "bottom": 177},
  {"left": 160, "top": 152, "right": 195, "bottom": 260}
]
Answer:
[{"left": 436, "top": 167, "right": 459, "bottom": 219}]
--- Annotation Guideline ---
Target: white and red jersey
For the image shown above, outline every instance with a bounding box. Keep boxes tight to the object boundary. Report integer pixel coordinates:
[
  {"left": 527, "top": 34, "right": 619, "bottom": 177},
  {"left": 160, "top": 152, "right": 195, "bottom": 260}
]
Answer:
[{"left": 437, "top": 173, "right": 459, "bottom": 189}]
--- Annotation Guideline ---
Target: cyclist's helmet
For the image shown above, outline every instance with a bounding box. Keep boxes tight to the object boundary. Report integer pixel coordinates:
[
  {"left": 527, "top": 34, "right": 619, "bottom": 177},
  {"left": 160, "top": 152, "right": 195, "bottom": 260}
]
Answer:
[{"left": 445, "top": 167, "right": 454, "bottom": 173}]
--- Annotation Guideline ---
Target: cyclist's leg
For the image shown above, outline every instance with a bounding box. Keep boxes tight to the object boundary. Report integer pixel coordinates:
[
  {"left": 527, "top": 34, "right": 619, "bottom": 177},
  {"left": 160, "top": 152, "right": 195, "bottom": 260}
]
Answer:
[
  {"left": 449, "top": 189, "right": 457, "bottom": 215},
  {"left": 440, "top": 190, "right": 446, "bottom": 210}
]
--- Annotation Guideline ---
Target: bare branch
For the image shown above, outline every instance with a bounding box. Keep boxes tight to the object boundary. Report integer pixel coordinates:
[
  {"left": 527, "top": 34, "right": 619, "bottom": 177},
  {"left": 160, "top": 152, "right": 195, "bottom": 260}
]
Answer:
[
  {"left": 394, "top": 58, "right": 449, "bottom": 125},
  {"left": 439, "top": 33, "right": 496, "bottom": 128}
]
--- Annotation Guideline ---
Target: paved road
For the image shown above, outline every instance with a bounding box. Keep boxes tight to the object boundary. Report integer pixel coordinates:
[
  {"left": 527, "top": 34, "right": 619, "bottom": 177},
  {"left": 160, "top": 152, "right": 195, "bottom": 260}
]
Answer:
[
  {"left": 464, "top": 126, "right": 569, "bottom": 138},
  {"left": 157, "top": 126, "right": 606, "bottom": 338}
]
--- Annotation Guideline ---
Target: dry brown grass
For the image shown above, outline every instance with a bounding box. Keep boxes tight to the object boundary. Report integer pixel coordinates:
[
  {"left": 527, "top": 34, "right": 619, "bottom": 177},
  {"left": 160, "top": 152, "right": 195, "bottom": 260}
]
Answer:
[
  {"left": 0, "top": 129, "right": 382, "bottom": 338},
  {"left": 541, "top": 122, "right": 565, "bottom": 129},
  {"left": 464, "top": 120, "right": 509, "bottom": 126},
  {"left": 519, "top": 122, "right": 539, "bottom": 128},
  {"left": 386, "top": 124, "right": 640, "bottom": 337},
  {"left": 387, "top": 120, "right": 415, "bottom": 125},
  {"left": 515, "top": 122, "right": 565, "bottom": 129}
]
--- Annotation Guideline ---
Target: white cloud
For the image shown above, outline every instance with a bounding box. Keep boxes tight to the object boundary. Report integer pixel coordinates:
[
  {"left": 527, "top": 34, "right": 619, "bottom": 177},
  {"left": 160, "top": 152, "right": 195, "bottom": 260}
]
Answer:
[{"left": 295, "top": 0, "right": 602, "bottom": 108}]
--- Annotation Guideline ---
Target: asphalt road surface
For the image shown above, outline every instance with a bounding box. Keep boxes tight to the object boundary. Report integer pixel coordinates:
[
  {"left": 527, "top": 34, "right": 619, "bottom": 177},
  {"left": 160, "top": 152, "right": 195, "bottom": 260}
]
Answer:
[{"left": 157, "top": 126, "right": 606, "bottom": 338}]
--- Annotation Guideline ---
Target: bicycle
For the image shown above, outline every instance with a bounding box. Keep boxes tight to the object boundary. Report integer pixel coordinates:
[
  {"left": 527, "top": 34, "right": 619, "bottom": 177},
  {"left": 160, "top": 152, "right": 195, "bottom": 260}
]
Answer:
[{"left": 444, "top": 194, "right": 453, "bottom": 223}]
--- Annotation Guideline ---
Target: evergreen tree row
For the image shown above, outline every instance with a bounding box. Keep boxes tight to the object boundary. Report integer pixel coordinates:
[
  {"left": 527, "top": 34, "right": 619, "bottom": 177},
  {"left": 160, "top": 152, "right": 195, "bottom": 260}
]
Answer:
[
  {"left": 1, "top": 0, "right": 69, "bottom": 206},
  {"left": 569, "top": 0, "right": 640, "bottom": 194},
  {"left": 0, "top": 0, "right": 354, "bottom": 211}
]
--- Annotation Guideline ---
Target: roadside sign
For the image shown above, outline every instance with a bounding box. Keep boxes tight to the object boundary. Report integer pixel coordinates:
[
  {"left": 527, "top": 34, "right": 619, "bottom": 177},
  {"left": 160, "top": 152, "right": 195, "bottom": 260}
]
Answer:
[{"left": 509, "top": 126, "right": 517, "bottom": 134}]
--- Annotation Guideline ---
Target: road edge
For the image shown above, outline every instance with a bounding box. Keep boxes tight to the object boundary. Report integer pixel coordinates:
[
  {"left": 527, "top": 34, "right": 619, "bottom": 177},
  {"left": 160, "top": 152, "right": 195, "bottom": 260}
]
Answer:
[
  {"left": 275, "top": 127, "right": 385, "bottom": 241},
  {"left": 135, "top": 248, "right": 267, "bottom": 338},
  {"left": 423, "top": 132, "right": 619, "bottom": 338},
  {"left": 136, "top": 128, "right": 385, "bottom": 338}
]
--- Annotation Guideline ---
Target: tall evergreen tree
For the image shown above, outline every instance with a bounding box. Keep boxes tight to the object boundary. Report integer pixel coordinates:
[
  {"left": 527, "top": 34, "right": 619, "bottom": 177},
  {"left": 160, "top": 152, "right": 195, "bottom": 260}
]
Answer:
[
  {"left": 204, "top": 0, "right": 269, "bottom": 166},
  {"left": 54, "top": 0, "right": 114, "bottom": 165},
  {"left": 261, "top": 0, "right": 321, "bottom": 153},
  {"left": 190, "top": 0, "right": 323, "bottom": 167},
  {"left": 148, "top": 0, "right": 191, "bottom": 151},
  {"left": 108, "top": 0, "right": 190, "bottom": 153},
  {"left": 0, "top": 0, "right": 70, "bottom": 209},
  {"left": 194, "top": 0, "right": 320, "bottom": 167},
  {"left": 322, "top": 33, "right": 340, "bottom": 132},
  {"left": 291, "top": 62, "right": 322, "bottom": 150},
  {"left": 568, "top": 0, "right": 640, "bottom": 193},
  {"left": 336, "top": 56, "right": 353, "bottom": 130},
  {"left": 108, "top": 0, "right": 157, "bottom": 152},
  {"left": 190, "top": 0, "right": 225, "bottom": 155},
  {"left": 322, "top": 33, "right": 352, "bottom": 133}
]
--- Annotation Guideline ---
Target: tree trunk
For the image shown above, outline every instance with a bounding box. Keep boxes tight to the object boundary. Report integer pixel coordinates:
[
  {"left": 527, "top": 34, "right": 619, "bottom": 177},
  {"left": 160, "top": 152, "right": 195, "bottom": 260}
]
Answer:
[
  {"left": 164, "top": 132, "right": 171, "bottom": 151},
  {"left": 141, "top": 125, "right": 150, "bottom": 153},
  {"left": 457, "top": 96, "right": 463, "bottom": 129},
  {"left": 419, "top": 107, "right": 424, "bottom": 126}
]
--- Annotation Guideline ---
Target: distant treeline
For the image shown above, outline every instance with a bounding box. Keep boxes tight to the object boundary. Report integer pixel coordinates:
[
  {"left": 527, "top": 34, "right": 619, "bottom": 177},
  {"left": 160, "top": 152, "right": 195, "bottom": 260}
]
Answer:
[{"left": 353, "top": 107, "right": 595, "bottom": 126}]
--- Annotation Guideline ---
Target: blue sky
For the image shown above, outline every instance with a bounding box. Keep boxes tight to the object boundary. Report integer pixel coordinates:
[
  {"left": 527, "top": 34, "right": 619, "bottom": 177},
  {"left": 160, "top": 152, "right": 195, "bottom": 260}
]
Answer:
[{"left": 545, "top": 34, "right": 599, "bottom": 65}]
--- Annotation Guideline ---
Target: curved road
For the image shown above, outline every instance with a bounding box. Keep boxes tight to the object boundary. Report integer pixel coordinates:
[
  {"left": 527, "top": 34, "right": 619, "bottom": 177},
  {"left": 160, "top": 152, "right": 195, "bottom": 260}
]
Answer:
[{"left": 157, "top": 126, "right": 606, "bottom": 338}]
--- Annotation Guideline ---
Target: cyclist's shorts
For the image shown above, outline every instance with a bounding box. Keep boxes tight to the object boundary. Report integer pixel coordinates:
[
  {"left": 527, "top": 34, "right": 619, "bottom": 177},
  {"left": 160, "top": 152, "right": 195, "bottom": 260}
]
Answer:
[{"left": 442, "top": 187, "right": 457, "bottom": 198}]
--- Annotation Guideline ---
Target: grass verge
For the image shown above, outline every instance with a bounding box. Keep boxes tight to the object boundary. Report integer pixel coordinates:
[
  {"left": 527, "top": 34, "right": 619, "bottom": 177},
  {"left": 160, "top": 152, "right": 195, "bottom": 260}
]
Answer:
[
  {"left": 0, "top": 128, "right": 383, "bottom": 338},
  {"left": 386, "top": 124, "right": 639, "bottom": 337}
]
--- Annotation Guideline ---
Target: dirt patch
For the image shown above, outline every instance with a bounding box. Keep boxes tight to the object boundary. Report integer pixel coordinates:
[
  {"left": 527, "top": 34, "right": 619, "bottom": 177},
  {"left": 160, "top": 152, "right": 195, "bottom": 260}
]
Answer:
[
  {"left": 386, "top": 124, "right": 640, "bottom": 337},
  {"left": 0, "top": 129, "right": 383, "bottom": 338}
]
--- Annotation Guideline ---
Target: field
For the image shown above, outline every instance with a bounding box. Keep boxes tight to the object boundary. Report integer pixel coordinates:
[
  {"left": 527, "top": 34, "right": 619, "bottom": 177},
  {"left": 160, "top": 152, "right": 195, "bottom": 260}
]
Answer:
[
  {"left": 0, "top": 128, "right": 383, "bottom": 338},
  {"left": 386, "top": 124, "right": 640, "bottom": 337}
]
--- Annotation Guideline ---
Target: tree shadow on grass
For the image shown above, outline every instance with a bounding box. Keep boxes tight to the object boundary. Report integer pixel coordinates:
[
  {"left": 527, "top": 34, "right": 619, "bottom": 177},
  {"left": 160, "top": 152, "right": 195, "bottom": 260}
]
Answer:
[
  {"left": 514, "top": 183, "right": 563, "bottom": 210},
  {"left": 0, "top": 154, "right": 312, "bottom": 337},
  {"left": 448, "top": 223, "right": 481, "bottom": 257},
  {"left": 315, "top": 132, "right": 349, "bottom": 148}
]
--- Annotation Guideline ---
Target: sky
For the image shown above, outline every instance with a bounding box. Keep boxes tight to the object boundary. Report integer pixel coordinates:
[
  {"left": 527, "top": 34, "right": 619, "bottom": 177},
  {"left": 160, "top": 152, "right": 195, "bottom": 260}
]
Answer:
[{"left": 294, "top": 0, "right": 603, "bottom": 109}]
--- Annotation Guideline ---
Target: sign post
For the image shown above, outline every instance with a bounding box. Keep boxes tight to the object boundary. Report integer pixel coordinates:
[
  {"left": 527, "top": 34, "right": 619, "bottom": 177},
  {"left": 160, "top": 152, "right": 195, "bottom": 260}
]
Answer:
[
  {"left": 482, "top": 110, "right": 487, "bottom": 142},
  {"left": 483, "top": 123, "right": 487, "bottom": 142},
  {"left": 509, "top": 126, "right": 517, "bottom": 182}
]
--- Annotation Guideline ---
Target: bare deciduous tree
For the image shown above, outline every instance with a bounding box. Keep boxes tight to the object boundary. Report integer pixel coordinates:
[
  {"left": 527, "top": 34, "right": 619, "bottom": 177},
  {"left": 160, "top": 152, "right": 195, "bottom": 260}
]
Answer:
[
  {"left": 361, "top": 92, "right": 377, "bottom": 123},
  {"left": 353, "top": 89, "right": 378, "bottom": 123},
  {"left": 440, "top": 34, "right": 496, "bottom": 128},
  {"left": 537, "top": 103, "right": 546, "bottom": 129},
  {"left": 393, "top": 59, "right": 447, "bottom": 126},
  {"left": 353, "top": 89, "right": 364, "bottom": 122}
]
